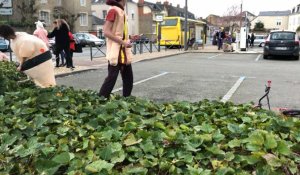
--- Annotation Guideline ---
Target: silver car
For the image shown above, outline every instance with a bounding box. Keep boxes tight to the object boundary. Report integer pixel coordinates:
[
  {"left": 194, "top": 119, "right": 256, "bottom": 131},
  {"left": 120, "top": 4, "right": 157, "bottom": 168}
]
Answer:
[
  {"left": 253, "top": 35, "right": 266, "bottom": 47},
  {"left": 73, "top": 33, "right": 105, "bottom": 47}
]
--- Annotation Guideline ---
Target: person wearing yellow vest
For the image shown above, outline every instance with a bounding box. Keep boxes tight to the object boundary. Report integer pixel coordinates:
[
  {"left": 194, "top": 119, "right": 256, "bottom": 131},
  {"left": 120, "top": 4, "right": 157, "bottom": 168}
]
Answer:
[{"left": 99, "top": 0, "right": 133, "bottom": 98}]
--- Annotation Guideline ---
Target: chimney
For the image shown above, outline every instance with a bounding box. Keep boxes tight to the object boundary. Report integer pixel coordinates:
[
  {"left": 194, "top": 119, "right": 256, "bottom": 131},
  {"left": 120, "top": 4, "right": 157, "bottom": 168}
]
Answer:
[
  {"left": 138, "top": 0, "right": 144, "bottom": 5},
  {"left": 163, "top": 0, "right": 169, "bottom": 6},
  {"left": 177, "top": 4, "right": 180, "bottom": 8}
]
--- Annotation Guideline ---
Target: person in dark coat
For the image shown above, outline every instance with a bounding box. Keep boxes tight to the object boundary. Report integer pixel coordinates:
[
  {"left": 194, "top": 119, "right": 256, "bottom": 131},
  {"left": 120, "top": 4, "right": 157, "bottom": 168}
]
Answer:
[
  {"left": 250, "top": 33, "right": 255, "bottom": 47},
  {"left": 48, "top": 19, "right": 74, "bottom": 69},
  {"left": 216, "top": 28, "right": 225, "bottom": 50}
]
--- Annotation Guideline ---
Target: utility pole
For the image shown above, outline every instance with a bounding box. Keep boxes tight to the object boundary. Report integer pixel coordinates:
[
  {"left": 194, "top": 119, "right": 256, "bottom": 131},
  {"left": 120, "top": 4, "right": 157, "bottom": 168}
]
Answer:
[
  {"left": 184, "top": 0, "right": 188, "bottom": 51},
  {"left": 240, "top": 0, "right": 243, "bottom": 28}
]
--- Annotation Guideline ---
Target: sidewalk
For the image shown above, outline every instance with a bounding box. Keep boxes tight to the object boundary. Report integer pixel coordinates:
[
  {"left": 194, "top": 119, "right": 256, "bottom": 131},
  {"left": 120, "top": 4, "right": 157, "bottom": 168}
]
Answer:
[
  {"left": 54, "top": 44, "right": 263, "bottom": 77},
  {"left": 54, "top": 49, "right": 184, "bottom": 77}
]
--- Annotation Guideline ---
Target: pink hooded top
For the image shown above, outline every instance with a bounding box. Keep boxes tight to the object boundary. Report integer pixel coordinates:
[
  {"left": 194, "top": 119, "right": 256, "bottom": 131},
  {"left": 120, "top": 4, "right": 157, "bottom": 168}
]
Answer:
[{"left": 33, "top": 21, "right": 49, "bottom": 47}]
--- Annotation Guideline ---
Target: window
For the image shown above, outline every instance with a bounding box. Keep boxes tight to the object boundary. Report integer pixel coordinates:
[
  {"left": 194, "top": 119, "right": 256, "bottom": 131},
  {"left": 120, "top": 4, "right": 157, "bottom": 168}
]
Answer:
[
  {"left": 79, "top": 13, "right": 88, "bottom": 26},
  {"left": 271, "top": 32, "right": 295, "bottom": 40},
  {"left": 40, "top": 11, "right": 50, "bottom": 24},
  {"left": 276, "top": 18, "right": 282, "bottom": 26},
  {"left": 56, "top": 0, "right": 61, "bottom": 6},
  {"left": 102, "top": 10, "right": 107, "bottom": 19},
  {"left": 80, "top": 0, "right": 86, "bottom": 6},
  {"left": 161, "top": 19, "right": 177, "bottom": 26},
  {"left": 40, "top": 0, "right": 47, "bottom": 3}
]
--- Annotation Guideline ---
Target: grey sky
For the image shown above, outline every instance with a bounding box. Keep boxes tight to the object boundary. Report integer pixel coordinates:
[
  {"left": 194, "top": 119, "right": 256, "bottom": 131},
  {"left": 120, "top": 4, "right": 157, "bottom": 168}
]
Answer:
[{"left": 133, "top": 0, "right": 300, "bottom": 18}]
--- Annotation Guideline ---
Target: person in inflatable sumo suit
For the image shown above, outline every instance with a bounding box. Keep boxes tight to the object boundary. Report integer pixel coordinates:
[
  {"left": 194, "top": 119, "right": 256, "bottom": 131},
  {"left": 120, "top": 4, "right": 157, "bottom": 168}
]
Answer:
[{"left": 0, "top": 25, "right": 56, "bottom": 88}]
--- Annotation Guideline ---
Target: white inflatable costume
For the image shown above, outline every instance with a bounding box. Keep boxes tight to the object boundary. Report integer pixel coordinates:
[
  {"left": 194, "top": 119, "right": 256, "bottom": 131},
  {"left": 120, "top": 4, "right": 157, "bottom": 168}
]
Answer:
[{"left": 10, "top": 32, "right": 56, "bottom": 87}]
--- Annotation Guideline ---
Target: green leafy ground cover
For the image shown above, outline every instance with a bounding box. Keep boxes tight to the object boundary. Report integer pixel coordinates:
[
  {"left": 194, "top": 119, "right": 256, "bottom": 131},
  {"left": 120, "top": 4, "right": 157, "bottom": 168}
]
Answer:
[{"left": 0, "top": 62, "right": 300, "bottom": 175}]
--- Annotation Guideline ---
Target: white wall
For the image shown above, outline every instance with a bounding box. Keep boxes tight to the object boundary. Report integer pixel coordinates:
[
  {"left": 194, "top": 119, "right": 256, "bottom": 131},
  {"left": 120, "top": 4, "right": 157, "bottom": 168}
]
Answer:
[{"left": 288, "top": 14, "right": 300, "bottom": 31}]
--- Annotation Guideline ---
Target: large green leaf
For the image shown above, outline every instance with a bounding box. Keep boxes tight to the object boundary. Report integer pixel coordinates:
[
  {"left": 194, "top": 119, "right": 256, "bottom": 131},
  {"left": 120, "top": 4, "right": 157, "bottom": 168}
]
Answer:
[
  {"left": 35, "top": 159, "right": 61, "bottom": 175},
  {"left": 52, "top": 152, "right": 72, "bottom": 164},
  {"left": 85, "top": 160, "right": 114, "bottom": 173}
]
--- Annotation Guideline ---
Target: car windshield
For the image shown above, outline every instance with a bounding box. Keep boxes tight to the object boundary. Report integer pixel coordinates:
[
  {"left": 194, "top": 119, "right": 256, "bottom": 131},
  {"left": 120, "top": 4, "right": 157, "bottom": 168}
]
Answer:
[
  {"left": 0, "top": 40, "right": 6, "bottom": 44},
  {"left": 87, "top": 34, "right": 99, "bottom": 39},
  {"left": 256, "top": 36, "right": 264, "bottom": 39},
  {"left": 270, "top": 32, "right": 295, "bottom": 40}
]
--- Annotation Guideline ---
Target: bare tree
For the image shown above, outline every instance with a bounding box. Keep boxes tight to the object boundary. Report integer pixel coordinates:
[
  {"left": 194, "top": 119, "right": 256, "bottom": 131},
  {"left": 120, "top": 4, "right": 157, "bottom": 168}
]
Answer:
[
  {"left": 222, "top": 5, "right": 242, "bottom": 33},
  {"left": 16, "top": 0, "right": 38, "bottom": 32},
  {"left": 53, "top": 7, "right": 79, "bottom": 32}
]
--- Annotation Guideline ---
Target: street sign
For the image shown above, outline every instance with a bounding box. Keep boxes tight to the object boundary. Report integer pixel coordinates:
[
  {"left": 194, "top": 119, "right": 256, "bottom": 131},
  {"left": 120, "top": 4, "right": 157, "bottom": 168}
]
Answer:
[
  {"left": 0, "top": 0, "right": 12, "bottom": 8},
  {"left": 0, "top": 8, "right": 12, "bottom": 15},
  {"left": 156, "top": 15, "right": 163, "bottom": 22}
]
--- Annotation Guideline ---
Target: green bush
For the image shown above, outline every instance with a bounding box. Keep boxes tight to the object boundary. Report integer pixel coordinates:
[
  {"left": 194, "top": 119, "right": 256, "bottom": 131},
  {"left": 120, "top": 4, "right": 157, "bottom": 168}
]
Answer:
[
  {"left": 0, "top": 62, "right": 35, "bottom": 95},
  {"left": 0, "top": 62, "right": 299, "bottom": 174}
]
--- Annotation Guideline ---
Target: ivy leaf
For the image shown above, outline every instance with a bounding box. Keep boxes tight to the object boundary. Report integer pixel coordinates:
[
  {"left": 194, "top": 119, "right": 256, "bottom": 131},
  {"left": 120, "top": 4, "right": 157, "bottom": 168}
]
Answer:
[
  {"left": 262, "top": 153, "right": 282, "bottom": 167},
  {"left": 264, "top": 133, "right": 277, "bottom": 149},
  {"left": 122, "top": 166, "right": 148, "bottom": 174},
  {"left": 99, "top": 146, "right": 113, "bottom": 160},
  {"left": 35, "top": 159, "right": 61, "bottom": 175},
  {"left": 124, "top": 133, "right": 143, "bottom": 146},
  {"left": 228, "top": 139, "right": 241, "bottom": 148},
  {"left": 140, "top": 139, "right": 156, "bottom": 153},
  {"left": 52, "top": 152, "right": 71, "bottom": 164},
  {"left": 85, "top": 160, "right": 114, "bottom": 173},
  {"left": 206, "top": 145, "right": 225, "bottom": 155},
  {"left": 277, "top": 141, "right": 291, "bottom": 156}
]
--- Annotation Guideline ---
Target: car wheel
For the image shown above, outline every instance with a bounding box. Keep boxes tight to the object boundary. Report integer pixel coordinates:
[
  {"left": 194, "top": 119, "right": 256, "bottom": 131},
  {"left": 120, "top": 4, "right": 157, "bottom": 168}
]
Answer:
[
  {"left": 293, "top": 56, "right": 299, "bottom": 60},
  {"left": 263, "top": 55, "right": 268, "bottom": 59}
]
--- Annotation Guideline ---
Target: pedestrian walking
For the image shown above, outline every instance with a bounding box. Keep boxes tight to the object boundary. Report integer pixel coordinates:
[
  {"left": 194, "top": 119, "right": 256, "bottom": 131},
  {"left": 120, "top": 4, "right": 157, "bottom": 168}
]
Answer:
[
  {"left": 48, "top": 19, "right": 74, "bottom": 69},
  {"left": 216, "top": 27, "right": 225, "bottom": 50},
  {"left": 33, "top": 21, "right": 49, "bottom": 48},
  {"left": 99, "top": 0, "right": 133, "bottom": 98}
]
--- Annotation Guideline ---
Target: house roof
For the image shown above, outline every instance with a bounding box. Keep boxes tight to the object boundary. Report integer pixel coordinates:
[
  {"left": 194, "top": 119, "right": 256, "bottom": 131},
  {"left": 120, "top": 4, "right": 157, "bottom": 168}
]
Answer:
[
  {"left": 92, "top": 15, "right": 105, "bottom": 25},
  {"left": 258, "top": 10, "right": 291, "bottom": 16}
]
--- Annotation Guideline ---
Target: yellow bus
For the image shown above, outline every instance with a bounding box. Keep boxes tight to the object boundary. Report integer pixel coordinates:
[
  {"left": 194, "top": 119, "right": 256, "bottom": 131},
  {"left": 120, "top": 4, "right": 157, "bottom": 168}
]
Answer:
[{"left": 157, "top": 16, "right": 206, "bottom": 47}]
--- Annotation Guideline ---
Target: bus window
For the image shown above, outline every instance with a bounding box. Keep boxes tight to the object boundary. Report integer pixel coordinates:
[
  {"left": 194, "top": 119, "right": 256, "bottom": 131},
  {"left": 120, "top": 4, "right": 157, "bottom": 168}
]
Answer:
[{"left": 161, "top": 19, "right": 178, "bottom": 26}]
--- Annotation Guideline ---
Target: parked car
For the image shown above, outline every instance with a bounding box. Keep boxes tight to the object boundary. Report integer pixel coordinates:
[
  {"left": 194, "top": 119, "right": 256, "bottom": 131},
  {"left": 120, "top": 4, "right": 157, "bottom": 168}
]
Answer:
[
  {"left": 263, "top": 30, "right": 299, "bottom": 60},
  {"left": 254, "top": 35, "right": 266, "bottom": 47},
  {"left": 73, "top": 33, "right": 105, "bottom": 47},
  {"left": 0, "top": 37, "right": 9, "bottom": 52}
]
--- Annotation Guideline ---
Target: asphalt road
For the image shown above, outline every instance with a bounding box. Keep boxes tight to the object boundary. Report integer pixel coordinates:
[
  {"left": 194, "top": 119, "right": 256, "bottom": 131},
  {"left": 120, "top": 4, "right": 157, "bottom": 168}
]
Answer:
[{"left": 56, "top": 52, "right": 300, "bottom": 109}]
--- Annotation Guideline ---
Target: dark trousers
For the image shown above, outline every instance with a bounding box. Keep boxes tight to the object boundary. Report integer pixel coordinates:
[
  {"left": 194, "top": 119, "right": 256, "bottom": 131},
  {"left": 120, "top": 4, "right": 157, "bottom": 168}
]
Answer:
[
  {"left": 55, "top": 45, "right": 73, "bottom": 67},
  {"left": 218, "top": 39, "right": 223, "bottom": 50},
  {"left": 99, "top": 63, "right": 133, "bottom": 98}
]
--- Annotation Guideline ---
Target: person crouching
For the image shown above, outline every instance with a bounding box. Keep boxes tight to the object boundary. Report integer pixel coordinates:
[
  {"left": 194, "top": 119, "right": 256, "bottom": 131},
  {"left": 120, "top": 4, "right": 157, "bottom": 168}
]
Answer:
[{"left": 0, "top": 25, "right": 56, "bottom": 88}]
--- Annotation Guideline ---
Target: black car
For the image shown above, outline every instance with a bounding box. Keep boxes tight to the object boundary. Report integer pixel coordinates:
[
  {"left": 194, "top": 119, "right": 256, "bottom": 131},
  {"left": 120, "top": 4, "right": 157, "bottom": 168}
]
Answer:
[{"left": 263, "top": 31, "right": 299, "bottom": 60}]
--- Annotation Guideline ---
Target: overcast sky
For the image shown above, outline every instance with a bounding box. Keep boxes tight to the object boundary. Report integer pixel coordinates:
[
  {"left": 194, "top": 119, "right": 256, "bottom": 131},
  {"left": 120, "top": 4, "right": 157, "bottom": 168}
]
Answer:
[{"left": 133, "top": 0, "right": 300, "bottom": 18}]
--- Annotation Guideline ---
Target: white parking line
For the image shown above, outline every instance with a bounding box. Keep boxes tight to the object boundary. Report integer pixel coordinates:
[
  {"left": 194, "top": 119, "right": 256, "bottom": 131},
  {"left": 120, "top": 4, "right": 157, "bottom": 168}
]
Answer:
[
  {"left": 112, "top": 72, "right": 169, "bottom": 93},
  {"left": 255, "top": 54, "right": 261, "bottom": 62},
  {"left": 221, "top": 76, "right": 246, "bottom": 103},
  {"left": 208, "top": 54, "right": 222, "bottom": 59}
]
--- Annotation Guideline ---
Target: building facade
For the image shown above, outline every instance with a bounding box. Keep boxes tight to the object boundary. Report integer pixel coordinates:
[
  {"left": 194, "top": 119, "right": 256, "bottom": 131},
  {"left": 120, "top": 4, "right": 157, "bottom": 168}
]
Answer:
[
  {"left": 251, "top": 11, "right": 290, "bottom": 31},
  {"left": 0, "top": 0, "right": 92, "bottom": 33},
  {"left": 288, "top": 4, "right": 300, "bottom": 32}
]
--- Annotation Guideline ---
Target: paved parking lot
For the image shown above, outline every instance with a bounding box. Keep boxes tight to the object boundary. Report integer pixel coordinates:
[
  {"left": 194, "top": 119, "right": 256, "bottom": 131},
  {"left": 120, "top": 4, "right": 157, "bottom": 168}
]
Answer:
[{"left": 57, "top": 53, "right": 300, "bottom": 109}]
